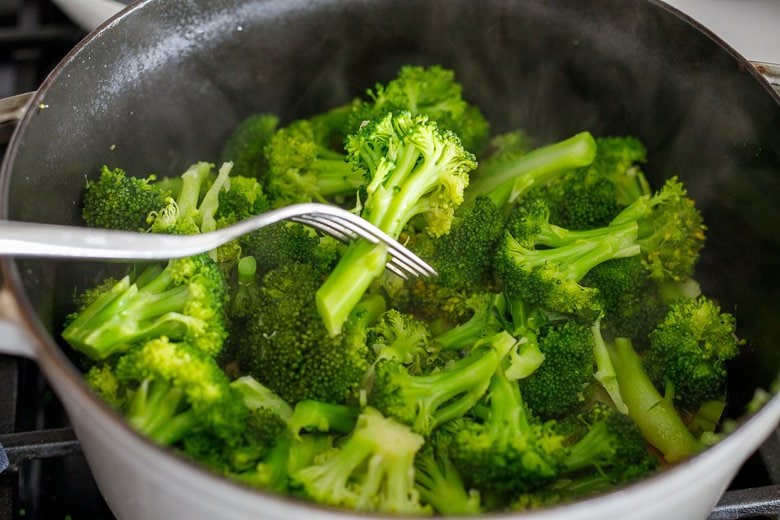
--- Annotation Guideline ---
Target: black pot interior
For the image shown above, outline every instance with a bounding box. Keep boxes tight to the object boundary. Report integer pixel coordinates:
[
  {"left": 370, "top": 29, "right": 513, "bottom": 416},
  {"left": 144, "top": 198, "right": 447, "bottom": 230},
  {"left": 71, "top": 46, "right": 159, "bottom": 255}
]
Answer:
[{"left": 2, "top": 0, "right": 779, "bottom": 428}]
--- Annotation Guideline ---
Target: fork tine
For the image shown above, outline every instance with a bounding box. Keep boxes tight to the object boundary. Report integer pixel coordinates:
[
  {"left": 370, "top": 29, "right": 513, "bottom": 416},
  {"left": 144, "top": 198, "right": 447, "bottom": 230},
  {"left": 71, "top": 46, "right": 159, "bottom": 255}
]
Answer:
[
  {"left": 384, "top": 262, "right": 409, "bottom": 280},
  {"left": 289, "top": 215, "right": 357, "bottom": 243}
]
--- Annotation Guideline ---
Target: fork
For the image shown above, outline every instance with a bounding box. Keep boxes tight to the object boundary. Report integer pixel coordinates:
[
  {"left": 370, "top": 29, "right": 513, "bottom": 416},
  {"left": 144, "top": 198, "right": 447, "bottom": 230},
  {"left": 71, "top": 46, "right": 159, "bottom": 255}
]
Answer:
[{"left": 0, "top": 202, "right": 436, "bottom": 280}]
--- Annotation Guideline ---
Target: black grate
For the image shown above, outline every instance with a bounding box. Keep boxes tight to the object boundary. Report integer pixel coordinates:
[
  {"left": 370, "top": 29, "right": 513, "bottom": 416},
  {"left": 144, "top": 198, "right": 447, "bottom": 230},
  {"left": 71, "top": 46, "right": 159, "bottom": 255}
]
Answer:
[{"left": 0, "top": 2, "right": 777, "bottom": 520}]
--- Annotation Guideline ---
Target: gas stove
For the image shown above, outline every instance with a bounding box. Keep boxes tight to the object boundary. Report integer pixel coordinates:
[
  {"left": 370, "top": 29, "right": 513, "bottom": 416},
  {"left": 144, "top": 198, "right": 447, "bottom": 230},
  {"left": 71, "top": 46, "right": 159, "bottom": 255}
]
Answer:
[{"left": 0, "top": 1, "right": 778, "bottom": 519}]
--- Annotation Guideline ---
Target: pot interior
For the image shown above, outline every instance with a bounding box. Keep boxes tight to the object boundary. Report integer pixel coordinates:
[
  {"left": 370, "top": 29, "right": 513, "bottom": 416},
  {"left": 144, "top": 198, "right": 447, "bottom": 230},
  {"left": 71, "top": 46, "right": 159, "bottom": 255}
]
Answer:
[{"left": 2, "top": 0, "right": 779, "bottom": 486}]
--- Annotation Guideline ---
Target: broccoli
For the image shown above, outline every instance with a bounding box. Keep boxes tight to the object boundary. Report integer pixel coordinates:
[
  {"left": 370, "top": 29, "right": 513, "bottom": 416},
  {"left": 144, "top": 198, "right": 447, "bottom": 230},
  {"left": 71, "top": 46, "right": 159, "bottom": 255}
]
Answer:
[
  {"left": 354, "top": 64, "right": 490, "bottom": 153},
  {"left": 239, "top": 221, "right": 340, "bottom": 276},
  {"left": 448, "top": 365, "right": 565, "bottom": 507},
  {"left": 229, "top": 256, "right": 260, "bottom": 321},
  {"left": 562, "top": 402, "right": 658, "bottom": 487},
  {"left": 214, "top": 175, "right": 270, "bottom": 224},
  {"left": 414, "top": 434, "right": 482, "bottom": 515},
  {"left": 609, "top": 337, "right": 702, "bottom": 462},
  {"left": 240, "top": 262, "right": 384, "bottom": 404},
  {"left": 541, "top": 136, "right": 651, "bottom": 229},
  {"left": 286, "top": 399, "right": 360, "bottom": 439},
  {"left": 220, "top": 113, "right": 279, "bottom": 178},
  {"left": 316, "top": 110, "right": 475, "bottom": 336},
  {"left": 293, "top": 407, "right": 430, "bottom": 514},
  {"left": 367, "top": 309, "right": 433, "bottom": 371},
  {"left": 82, "top": 166, "right": 168, "bottom": 231},
  {"left": 433, "top": 292, "right": 506, "bottom": 351},
  {"left": 644, "top": 296, "right": 743, "bottom": 408},
  {"left": 367, "top": 330, "right": 516, "bottom": 435},
  {"left": 62, "top": 254, "right": 228, "bottom": 360},
  {"left": 496, "top": 205, "right": 640, "bottom": 321},
  {"left": 100, "top": 336, "right": 245, "bottom": 446},
  {"left": 262, "top": 118, "right": 364, "bottom": 206},
  {"left": 466, "top": 131, "right": 597, "bottom": 207},
  {"left": 610, "top": 176, "right": 706, "bottom": 282},
  {"left": 519, "top": 319, "right": 596, "bottom": 419}
]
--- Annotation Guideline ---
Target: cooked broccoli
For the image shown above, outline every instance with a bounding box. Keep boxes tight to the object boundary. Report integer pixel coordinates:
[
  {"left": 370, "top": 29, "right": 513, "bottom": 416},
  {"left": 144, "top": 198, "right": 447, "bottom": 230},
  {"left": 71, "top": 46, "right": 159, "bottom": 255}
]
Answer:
[
  {"left": 519, "top": 319, "right": 596, "bottom": 419},
  {"left": 609, "top": 337, "right": 703, "bottom": 462},
  {"left": 541, "top": 136, "right": 650, "bottom": 229},
  {"left": 62, "top": 254, "right": 228, "bottom": 360},
  {"left": 448, "top": 366, "right": 565, "bottom": 507},
  {"left": 354, "top": 64, "right": 490, "bottom": 153},
  {"left": 82, "top": 165, "right": 168, "bottom": 231},
  {"left": 286, "top": 399, "right": 360, "bottom": 439},
  {"left": 316, "top": 110, "right": 475, "bottom": 336},
  {"left": 220, "top": 113, "right": 279, "bottom": 178},
  {"left": 433, "top": 292, "right": 506, "bottom": 351},
  {"left": 293, "top": 407, "right": 429, "bottom": 514},
  {"left": 367, "top": 330, "right": 516, "bottom": 435},
  {"left": 414, "top": 433, "right": 482, "bottom": 515},
  {"left": 262, "top": 118, "right": 364, "bottom": 206},
  {"left": 466, "top": 131, "right": 597, "bottom": 207},
  {"left": 239, "top": 262, "right": 384, "bottom": 403},
  {"left": 644, "top": 296, "right": 743, "bottom": 407},
  {"left": 366, "top": 309, "right": 433, "bottom": 373}
]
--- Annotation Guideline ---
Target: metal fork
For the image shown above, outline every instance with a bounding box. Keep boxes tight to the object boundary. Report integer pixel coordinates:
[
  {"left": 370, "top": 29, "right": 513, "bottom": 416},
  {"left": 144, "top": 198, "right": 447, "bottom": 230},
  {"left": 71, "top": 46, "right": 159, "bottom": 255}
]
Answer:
[{"left": 0, "top": 202, "right": 436, "bottom": 280}]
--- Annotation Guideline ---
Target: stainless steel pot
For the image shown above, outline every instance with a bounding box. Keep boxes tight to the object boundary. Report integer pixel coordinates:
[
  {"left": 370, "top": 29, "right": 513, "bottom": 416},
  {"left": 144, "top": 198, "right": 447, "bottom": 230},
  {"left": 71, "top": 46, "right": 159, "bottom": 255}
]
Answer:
[{"left": 1, "top": 1, "right": 780, "bottom": 518}]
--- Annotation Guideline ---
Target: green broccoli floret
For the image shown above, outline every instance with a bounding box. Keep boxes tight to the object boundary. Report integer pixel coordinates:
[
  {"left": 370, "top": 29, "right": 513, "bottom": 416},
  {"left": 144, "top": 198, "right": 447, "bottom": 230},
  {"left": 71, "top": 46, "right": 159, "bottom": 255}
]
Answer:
[
  {"left": 496, "top": 201, "right": 640, "bottom": 320},
  {"left": 214, "top": 175, "right": 270, "bottom": 224},
  {"left": 644, "top": 296, "right": 743, "bottom": 408},
  {"left": 316, "top": 110, "right": 475, "bottom": 336},
  {"left": 262, "top": 118, "right": 364, "bottom": 206},
  {"left": 367, "top": 330, "right": 516, "bottom": 435},
  {"left": 433, "top": 292, "right": 506, "bottom": 351},
  {"left": 414, "top": 433, "right": 482, "bottom": 515},
  {"left": 62, "top": 254, "right": 228, "bottom": 360},
  {"left": 448, "top": 366, "right": 565, "bottom": 507},
  {"left": 610, "top": 176, "right": 706, "bottom": 282},
  {"left": 354, "top": 64, "right": 490, "bottom": 153},
  {"left": 581, "top": 256, "right": 667, "bottom": 340},
  {"left": 466, "top": 131, "right": 597, "bottom": 207},
  {"left": 609, "top": 337, "right": 702, "bottom": 462},
  {"left": 240, "top": 263, "right": 384, "bottom": 404},
  {"left": 367, "top": 309, "right": 433, "bottom": 372},
  {"left": 293, "top": 407, "right": 430, "bottom": 514},
  {"left": 220, "top": 113, "right": 279, "bottom": 178},
  {"left": 562, "top": 402, "right": 658, "bottom": 487},
  {"left": 82, "top": 166, "right": 168, "bottom": 231},
  {"left": 541, "top": 136, "right": 650, "bottom": 229},
  {"left": 520, "top": 319, "right": 596, "bottom": 419},
  {"left": 239, "top": 221, "right": 340, "bottom": 275},
  {"left": 113, "top": 336, "right": 245, "bottom": 445}
]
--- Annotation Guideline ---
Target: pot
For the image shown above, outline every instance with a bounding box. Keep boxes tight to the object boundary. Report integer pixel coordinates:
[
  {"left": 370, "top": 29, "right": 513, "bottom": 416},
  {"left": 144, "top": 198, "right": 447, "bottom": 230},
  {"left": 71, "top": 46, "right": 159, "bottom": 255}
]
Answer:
[{"left": 1, "top": 1, "right": 780, "bottom": 518}]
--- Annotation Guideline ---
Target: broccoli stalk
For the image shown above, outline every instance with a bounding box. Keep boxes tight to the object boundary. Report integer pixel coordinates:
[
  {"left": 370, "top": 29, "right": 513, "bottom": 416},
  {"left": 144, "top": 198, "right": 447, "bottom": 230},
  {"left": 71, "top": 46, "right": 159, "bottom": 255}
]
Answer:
[
  {"left": 62, "top": 254, "right": 228, "bottom": 360},
  {"left": 466, "top": 131, "right": 597, "bottom": 207},
  {"left": 609, "top": 337, "right": 702, "bottom": 462},
  {"left": 286, "top": 399, "right": 359, "bottom": 439},
  {"left": 316, "top": 111, "right": 475, "bottom": 336},
  {"left": 368, "top": 330, "right": 517, "bottom": 435},
  {"left": 293, "top": 407, "right": 429, "bottom": 514},
  {"left": 414, "top": 442, "right": 482, "bottom": 515}
]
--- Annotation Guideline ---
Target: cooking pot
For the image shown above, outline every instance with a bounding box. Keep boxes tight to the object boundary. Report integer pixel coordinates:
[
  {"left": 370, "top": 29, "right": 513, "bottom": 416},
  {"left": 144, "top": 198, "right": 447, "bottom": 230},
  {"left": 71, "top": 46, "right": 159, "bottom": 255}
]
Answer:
[{"left": 1, "top": 1, "right": 779, "bottom": 519}]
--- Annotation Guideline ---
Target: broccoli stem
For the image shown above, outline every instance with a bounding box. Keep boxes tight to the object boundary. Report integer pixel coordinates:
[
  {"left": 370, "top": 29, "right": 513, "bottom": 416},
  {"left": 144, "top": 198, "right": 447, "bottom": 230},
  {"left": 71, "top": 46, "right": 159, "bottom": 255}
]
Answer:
[
  {"left": 176, "top": 162, "right": 212, "bottom": 217},
  {"left": 311, "top": 156, "right": 363, "bottom": 198},
  {"left": 609, "top": 337, "right": 702, "bottom": 462},
  {"left": 126, "top": 379, "right": 196, "bottom": 445},
  {"left": 468, "top": 132, "right": 597, "bottom": 207},
  {"left": 316, "top": 240, "right": 389, "bottom": 336},
  {"left": 591, "top": 320, "right": 627, "bottom": 414},
  {"left": 199, "top": 161, "right": 233, "bottom": 233}
]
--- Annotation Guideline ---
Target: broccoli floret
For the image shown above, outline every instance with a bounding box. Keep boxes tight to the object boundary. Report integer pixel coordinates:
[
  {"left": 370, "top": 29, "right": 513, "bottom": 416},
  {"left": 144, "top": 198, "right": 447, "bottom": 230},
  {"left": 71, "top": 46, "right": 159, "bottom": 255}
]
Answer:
[
  {"left": 62, "top": 254, "right": 228, "bottom": 360},
  {"left": 240, "top": 263, "right": 384, "bottom": 404},
  {"left": 215, "top": 175, "right": 270, "bottom": 224},
  {"left": 541, "top": 136, "right": 650, "bottom": 229},
  {"left": 113, "top": 337, "right": 245, "bottom": 445},
  {"left": 433, "top": 292, "right": 506, "bottom": 351},
  {"left": 644, "top": 296, "right": 743, "bottom": 408},
  {"left": 239, "top": 221, "right": 340, "bottom": 275},
  {"left": 581, "top": 256, "right": 667, "bottom": 340},
  {"left": 466, "top": 131, "right": 597, "bottom": 207},
  {"left": 354, "top": 64, "right": 490, "bottom": 153},
  {"left": 82, "top": 166, "right": 168, "bottom": 231},
  {"left": 220, "top": 113, "right": 279, "bottom": 178},
  {"left": 562, "top": 402, "right": 658, "bottom": 486},
  {"left": 414, "top": 433, "right": 482, "bottom": 515},
  {"left": 520, "top": 319, "right": 596, "bottom": 419},
  {"left": 448, "top": 366, "right": 565, "bottom": 507},
  {"left": 610, "top": 176, "right": 706, "bottom": 282},
  {"left": 262, "top": 118, "right": 364, "bottom": 206},
  {"left": 367, "top": 309, "right": 433, "bottom": 372},
  {"left": 316, "top": 110, "right": 475, "bottom": 336},
  {"left": 293, "top": 407, "right": 430, "bottom": 514},
  {"left": 496, "top": 204, "right": 640, "bottom": 321},
  {"left": 367, "top": 330, "right": 516, "bottom": 435},
  {"left": 609, "top": 337, "right": 702, "bottom": 462}
]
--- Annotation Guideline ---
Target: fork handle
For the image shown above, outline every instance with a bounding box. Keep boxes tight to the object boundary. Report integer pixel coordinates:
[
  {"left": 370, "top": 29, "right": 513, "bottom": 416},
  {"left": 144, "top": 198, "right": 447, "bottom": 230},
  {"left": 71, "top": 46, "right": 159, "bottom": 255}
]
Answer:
[{"left": 0, "top": 220, "right": 213, "bottom": 260}]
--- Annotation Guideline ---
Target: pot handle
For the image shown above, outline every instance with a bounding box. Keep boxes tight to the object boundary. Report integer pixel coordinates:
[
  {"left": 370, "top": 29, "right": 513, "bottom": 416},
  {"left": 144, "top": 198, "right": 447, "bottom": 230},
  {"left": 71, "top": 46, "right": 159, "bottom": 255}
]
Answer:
[
  {"left": 0, "top": 286, "right": 37, "bottom": 359},
  {"left": 752, "top": 62, "right": 780, "bottom": 95},
  {"left": 0, "top": 92, "right": 34, "bottom": 144}
]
